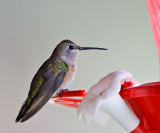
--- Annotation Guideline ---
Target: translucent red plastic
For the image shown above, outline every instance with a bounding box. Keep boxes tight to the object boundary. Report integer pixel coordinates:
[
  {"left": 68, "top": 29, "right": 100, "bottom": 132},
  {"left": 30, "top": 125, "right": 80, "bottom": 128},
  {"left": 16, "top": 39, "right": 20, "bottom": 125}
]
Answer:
[
  {"left": 51, "top": 90, "right": 87, "bottom": 108},
  {"left": 120, "top": 81, "right": 160, "bottom": 133},
  {"left": 54, "top": 90, "right": 87, "bottom": 98},
  {"left": 147, "top": 0, "right": 160, "bottom": 72}
]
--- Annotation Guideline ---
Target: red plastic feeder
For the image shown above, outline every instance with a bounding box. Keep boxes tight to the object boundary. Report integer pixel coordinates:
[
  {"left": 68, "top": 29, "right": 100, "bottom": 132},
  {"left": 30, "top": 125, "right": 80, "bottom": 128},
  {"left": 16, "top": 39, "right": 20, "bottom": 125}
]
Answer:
[
  {"left": 120, "top": 81, "right": 160, "bottom": 133},
  {"left": 51, "top": 81, "right": 160, "bottom": 133}
]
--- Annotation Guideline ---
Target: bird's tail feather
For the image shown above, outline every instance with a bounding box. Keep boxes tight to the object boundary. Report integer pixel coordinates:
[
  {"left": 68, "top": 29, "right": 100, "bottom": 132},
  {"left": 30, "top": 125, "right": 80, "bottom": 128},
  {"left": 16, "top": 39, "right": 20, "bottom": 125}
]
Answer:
[{"left": 15, "top": 100, "right": 30, "bottom": 122}]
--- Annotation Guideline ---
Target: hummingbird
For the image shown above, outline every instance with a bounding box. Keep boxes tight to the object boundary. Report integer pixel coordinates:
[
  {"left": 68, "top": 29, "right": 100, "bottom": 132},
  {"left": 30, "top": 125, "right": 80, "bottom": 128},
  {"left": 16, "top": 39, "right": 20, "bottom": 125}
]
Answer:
[{"left": 15, "top": 39, "right": 107, "bottom": 123}]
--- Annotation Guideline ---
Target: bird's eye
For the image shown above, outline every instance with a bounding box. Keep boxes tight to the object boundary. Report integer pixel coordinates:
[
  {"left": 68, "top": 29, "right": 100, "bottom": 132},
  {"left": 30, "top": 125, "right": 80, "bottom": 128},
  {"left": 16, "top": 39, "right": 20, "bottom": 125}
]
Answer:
[{"left": 69, "top": 45, "right": 74, "bottom": 50}]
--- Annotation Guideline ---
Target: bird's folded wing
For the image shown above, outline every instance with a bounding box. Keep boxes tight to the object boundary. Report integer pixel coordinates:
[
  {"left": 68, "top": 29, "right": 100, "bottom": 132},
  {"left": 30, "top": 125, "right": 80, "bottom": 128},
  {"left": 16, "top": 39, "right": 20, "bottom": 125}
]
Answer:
[{"left": 20, "top": 68, "right": 67, "bottom": 122}]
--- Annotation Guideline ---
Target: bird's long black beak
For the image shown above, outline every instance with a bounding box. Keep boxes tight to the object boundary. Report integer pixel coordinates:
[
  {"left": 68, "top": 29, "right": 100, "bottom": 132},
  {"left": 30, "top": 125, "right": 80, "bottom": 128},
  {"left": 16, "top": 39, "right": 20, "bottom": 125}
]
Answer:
[{"left": 79, "top": 47, "right": 108, "bottom": 50}]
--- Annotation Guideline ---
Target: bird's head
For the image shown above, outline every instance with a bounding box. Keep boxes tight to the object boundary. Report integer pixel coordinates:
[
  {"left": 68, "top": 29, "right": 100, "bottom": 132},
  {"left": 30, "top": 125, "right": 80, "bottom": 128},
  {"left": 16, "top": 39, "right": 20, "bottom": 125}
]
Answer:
[{"left": 52, "top": 39, "right": 107, "bottom": 64}]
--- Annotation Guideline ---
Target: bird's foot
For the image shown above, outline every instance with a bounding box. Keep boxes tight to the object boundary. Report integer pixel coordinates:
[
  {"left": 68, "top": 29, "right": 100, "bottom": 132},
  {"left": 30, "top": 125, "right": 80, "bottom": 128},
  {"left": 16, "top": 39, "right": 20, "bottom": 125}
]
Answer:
[{"left": 58, "top": 89, "right": 69, "bottom": 98}]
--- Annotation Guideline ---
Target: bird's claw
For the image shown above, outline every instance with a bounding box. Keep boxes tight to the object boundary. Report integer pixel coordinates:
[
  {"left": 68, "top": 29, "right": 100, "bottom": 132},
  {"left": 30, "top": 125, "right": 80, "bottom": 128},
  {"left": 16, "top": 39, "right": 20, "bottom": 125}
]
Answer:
[{"left": 58, "top": 89, "right": 69, "bottom": 98}]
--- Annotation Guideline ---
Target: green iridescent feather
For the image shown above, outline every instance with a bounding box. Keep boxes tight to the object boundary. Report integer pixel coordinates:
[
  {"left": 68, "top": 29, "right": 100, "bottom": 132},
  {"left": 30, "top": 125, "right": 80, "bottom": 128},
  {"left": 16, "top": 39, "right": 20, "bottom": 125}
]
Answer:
[{"left": 27, "top": 59, "right": 68, "bottom": 105}]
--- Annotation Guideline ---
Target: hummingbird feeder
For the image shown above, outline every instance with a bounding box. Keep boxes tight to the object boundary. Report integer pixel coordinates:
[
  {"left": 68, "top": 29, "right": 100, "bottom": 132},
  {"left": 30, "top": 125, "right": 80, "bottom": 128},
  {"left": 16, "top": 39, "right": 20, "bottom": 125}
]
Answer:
[{"left": 50, "top": 0, "right": 160, "bottom": 133}]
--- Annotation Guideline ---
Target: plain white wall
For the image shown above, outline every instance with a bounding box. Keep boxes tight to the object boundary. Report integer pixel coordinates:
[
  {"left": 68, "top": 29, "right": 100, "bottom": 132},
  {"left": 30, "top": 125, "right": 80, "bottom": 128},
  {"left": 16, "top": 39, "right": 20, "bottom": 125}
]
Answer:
[{"left": 0, "top": 0, "right": 158, "bottom": 133}]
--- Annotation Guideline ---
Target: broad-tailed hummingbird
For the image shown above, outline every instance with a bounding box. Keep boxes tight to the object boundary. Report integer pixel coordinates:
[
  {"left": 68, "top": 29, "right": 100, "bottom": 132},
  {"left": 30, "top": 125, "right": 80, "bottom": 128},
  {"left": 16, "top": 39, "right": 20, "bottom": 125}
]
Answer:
[{"left": 15, "top": 40, "right": 107, "bottom": 122}]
